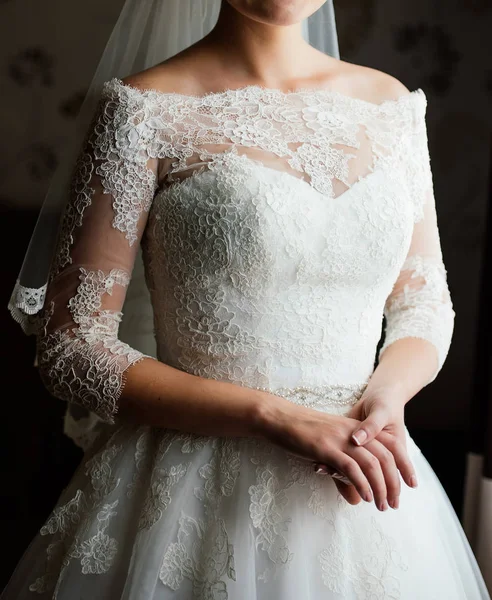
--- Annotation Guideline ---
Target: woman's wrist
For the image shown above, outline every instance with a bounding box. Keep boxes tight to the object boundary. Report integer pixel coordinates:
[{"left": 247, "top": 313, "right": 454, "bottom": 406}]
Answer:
[
  {"left": 373, "top": 337, "right": 439, "bottom": 403},
  {"left": 249, "top": 390, "right": 301, "bottom": 439},
  {"left": 362, "top": 379, "right": 410, "bottom": 408}
]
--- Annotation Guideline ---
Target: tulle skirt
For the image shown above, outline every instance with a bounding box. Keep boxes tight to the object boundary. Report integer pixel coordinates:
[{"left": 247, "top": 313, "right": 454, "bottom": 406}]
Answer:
[{"left": 1, "top": 412, "right": 490, "bottom": 599}]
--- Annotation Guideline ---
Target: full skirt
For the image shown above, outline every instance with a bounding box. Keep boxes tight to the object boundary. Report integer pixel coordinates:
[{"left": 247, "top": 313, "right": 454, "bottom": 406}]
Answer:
[{"left": 1, "top": 416, "right": 490, "bottom": 599}]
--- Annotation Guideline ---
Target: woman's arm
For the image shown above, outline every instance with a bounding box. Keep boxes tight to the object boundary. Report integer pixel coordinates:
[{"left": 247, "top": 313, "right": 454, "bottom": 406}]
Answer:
[
  {"left": 118, "top": 357, "right": 270, "bottom": 437},
  {"left": 36, "top": 81, "right": 275, "bottom": 440},
  {"left": 361, "top": 337, "right": 439, "bottom": 410},
  {"left": 350, "top": 93, "right": 455, "bottom": 448}
]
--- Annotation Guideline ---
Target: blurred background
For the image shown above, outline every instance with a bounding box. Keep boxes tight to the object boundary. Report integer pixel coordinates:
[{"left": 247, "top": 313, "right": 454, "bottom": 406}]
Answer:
[{"left": 1, "top": 0, "right": 491, "bottom": 590}]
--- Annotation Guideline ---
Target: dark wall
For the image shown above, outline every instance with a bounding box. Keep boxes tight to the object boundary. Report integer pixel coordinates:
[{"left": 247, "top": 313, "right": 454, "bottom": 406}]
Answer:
[{"left": 334, "top": 0, "right": 492, "bottom": 430}]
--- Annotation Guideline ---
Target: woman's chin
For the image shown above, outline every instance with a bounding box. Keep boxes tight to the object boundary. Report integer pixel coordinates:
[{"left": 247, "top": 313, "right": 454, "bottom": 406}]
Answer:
[{"left": 225, "top": 0, "right": 326, "bottom": 26}]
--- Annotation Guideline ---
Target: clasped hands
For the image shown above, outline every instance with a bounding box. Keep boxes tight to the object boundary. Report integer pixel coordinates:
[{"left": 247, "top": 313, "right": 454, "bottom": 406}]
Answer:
[{"left": 313, "top": 388, "right": 418, "bottom": 512}]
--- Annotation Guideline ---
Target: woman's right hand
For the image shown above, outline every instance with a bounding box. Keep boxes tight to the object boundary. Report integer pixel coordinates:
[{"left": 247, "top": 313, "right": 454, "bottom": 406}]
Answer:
[{"left": 256, "top": 394, "right": 412, "bottom": 511}]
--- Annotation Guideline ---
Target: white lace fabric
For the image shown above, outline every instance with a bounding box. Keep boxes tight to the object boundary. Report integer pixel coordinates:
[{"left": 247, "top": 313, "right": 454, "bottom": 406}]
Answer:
[
  {"left": 34, "top": 90, "right": 161, "bottom": 424},
  {"left": 28, "top": 76, "right": 454, "bottom": 426}
]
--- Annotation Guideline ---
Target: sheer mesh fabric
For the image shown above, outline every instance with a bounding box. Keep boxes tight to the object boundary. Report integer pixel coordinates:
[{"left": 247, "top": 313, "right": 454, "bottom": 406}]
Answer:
[
  {"left": 37, "top": 94, "right": 159, "bottom": 423},
  {"left": 35, "top": 77, "right": 454, "bottom": 425}
]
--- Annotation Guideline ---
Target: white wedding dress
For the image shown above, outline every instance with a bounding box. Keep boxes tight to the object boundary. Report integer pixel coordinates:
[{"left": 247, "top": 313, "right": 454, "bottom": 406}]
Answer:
[{"left": 3, "top": 78, "right": 490, "bottom": 599}]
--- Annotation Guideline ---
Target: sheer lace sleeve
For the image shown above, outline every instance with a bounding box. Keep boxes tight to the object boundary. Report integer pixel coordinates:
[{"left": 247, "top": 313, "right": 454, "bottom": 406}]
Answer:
[
  {"left": 378, "top": 96, "right": 455, "bottom": 384},
  {"left": 36, "top": 84, "right": 159, "bottom": 424}
]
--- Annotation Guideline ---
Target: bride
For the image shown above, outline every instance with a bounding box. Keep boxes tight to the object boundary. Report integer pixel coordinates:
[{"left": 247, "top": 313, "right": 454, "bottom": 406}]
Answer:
[{"left": 3, "top": 0, "right": 490, "bottom": 598}]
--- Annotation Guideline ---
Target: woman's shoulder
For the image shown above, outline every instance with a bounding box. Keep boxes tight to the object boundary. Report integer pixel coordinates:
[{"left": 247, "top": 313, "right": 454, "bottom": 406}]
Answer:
[
  {"left": 328, "top": 59, "right": 413, "bottom": 105},
  {"left": 119, "top": 50, "right": 212, "bottom": 97}
]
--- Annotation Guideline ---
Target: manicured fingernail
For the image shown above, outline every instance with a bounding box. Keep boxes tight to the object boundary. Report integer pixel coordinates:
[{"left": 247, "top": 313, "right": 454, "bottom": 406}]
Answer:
[
  {"left": 352, "top": 430, "right": 367, "bottom": 445},
  {"left": 379, "top": 501, "right": 388, "bottom": 511},
  {"left": 389, "top": 498, "right": 399, "bottom": 510},
  {"left": 410, "top": 475, "right": 418, "bottom": 488},
  {"left": 315, "top": 465, "right": 329, "bottom": 475}
]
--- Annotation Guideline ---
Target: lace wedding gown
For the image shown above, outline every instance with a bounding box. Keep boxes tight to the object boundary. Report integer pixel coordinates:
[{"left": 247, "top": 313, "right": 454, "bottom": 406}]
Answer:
[{"left": 3, "top": 78, "right": 490, "bottom": 600}]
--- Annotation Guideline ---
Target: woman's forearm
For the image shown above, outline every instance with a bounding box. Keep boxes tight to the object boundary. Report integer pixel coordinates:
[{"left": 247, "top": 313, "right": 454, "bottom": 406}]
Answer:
[
  {"left": 367, "top": 337, "right": 440, "bottom": 405},
  {"left": 119, "top": 338, "right": 438, "bottom": 437},
  {"left": 117, "top": 357, "right": 277, "bottom": 437}
]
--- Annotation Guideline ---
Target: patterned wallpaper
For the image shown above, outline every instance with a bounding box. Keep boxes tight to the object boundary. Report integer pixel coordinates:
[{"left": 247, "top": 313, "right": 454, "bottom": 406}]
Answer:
[
  {"left": 0, "top": 0, "right": 122, "bottom": 208},
  {"left": 1, "top": 0, "right": 491, "bottom": 429}
]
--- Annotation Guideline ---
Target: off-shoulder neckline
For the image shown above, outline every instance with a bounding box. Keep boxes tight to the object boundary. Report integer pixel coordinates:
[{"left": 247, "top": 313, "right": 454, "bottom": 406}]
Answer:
[{"left": 104, "top": 77, "right": 426, "bottom": 110}]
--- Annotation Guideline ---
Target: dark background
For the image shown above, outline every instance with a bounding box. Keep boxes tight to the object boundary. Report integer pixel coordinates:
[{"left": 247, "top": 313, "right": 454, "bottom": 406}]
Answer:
[{"left": 1, "top": 0, "right": 491, "bottom": 589}]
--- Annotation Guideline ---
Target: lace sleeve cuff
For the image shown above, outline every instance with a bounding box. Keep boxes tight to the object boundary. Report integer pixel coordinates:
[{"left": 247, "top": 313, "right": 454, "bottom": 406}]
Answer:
[
  {"left": 378, "top": 255, "right": 455, "bottom": 383},
  {"left": 37, "top": 332, "right": 146, "bottom": 424},
  {"left": 37, "top": 268, "right": 152, "bottom": 424}
]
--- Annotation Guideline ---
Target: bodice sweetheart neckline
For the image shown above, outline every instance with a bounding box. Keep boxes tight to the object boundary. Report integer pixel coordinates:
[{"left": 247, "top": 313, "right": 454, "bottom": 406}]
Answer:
[{"left": 155, "top": 150, "right": 388, "bottom": 206}]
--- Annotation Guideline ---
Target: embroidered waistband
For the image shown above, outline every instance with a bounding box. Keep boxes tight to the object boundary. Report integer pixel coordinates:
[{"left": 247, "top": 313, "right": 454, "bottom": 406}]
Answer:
[{"left": 253, "top": 382, "right": 368, "bottom": 412}]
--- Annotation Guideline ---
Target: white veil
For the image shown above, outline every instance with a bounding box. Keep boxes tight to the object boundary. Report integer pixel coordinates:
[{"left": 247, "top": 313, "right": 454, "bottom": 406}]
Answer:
[{"left": 8, "top": 0, "right": 340, "bottom": 446}]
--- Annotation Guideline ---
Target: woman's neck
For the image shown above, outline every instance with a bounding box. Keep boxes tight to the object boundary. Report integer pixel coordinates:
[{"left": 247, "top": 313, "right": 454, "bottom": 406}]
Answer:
[{"left": 202, "top": 3, "right": 326, "bottom": 88}]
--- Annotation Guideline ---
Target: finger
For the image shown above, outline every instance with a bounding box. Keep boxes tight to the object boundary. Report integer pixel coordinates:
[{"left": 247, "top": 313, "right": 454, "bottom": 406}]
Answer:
[
  {"left": 365, "top": 438, "right": 401, "bottom": 509},
  {"left": 345, "top": 402, "right": 363, "bottom": 420},
  {"left": 330, "top": 453, "right": 374, "bottom": 503},
  {"left": 331, "top": 471, "right": 353, "bottom": 485},
  {"left": 334, "top": 479, "right": 363, "bottom": 505},
  {"left": 313, "top": 463, "right": 363, "bottom": 504},
  {"left": 376, "top": 430, "right": 418, "bottom": 489},
  {"left": 315, "top": 464, "right": 362, "bottom": 488},
  {"left": 351, "top": 409, "right": 387, "bottom": 446},
  {"left": 348, "top": 445, "right": 388, "bottom": 511}
]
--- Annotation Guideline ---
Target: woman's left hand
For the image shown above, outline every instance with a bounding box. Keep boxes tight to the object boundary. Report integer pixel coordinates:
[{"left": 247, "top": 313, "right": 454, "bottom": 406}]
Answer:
[
  {"left": 316, "top": 387, "right": 418, "bottom": 507},
  {"left": 346, "top": 388, "right": 418, "bottom": 492}
]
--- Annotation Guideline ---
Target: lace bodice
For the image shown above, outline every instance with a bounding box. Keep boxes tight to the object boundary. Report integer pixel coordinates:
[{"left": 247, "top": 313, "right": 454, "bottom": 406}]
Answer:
[{"left": 34, "top": 77, "right": 455, "bottom": 427}]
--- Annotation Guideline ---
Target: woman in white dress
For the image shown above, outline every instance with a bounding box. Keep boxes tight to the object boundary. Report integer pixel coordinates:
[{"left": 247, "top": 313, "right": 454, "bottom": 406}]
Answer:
[{"left": 3, "top": 1, "right": 490, "bottom": 598}]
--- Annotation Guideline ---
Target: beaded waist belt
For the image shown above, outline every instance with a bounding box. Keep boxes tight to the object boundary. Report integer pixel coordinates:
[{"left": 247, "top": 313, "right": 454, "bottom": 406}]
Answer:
[{"left": 253, "top": 382, "right": 368, "bottom": 414}]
